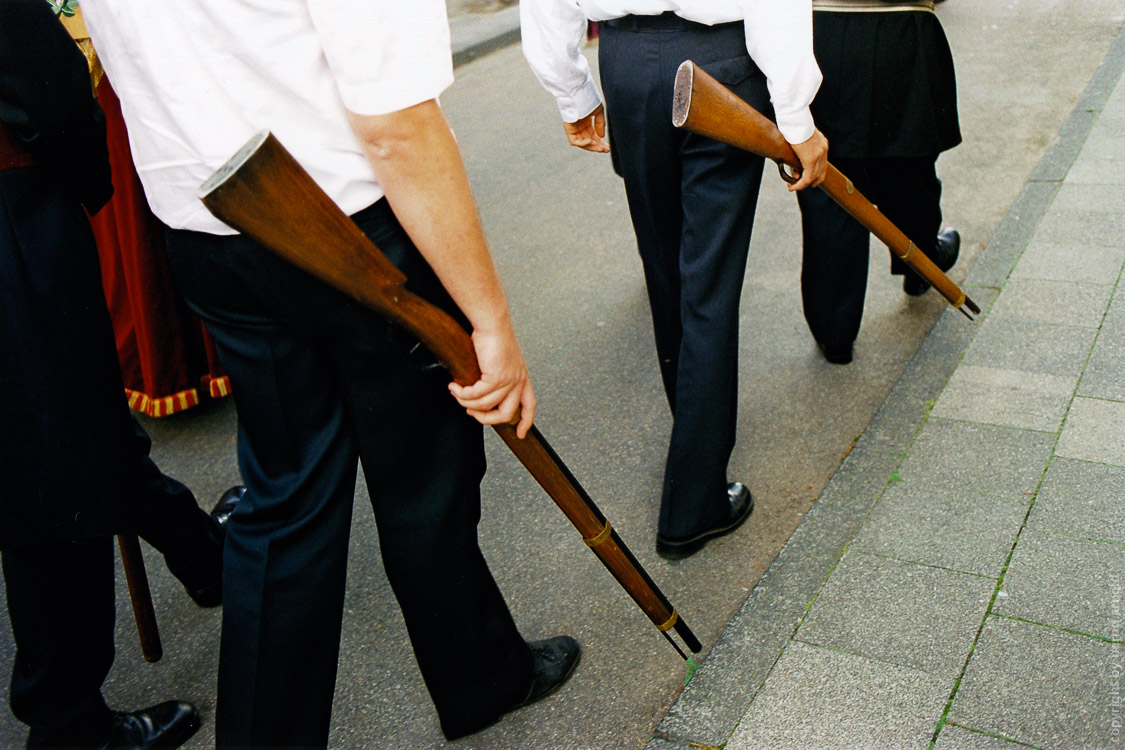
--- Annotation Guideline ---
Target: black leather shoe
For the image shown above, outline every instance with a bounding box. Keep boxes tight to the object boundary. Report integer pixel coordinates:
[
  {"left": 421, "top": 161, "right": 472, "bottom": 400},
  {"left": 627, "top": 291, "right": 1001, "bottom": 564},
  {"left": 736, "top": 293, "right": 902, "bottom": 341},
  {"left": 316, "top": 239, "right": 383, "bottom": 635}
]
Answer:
[
  {"left": 98, "top": 701, "right": 200, "bottom": 750},
  {"left": 904, "top": 228, "right": 960, "bottom": 296},
  {"left": 211, "top": 485, "right": 246, "bottom": 527},
  {"left": 655, "top": 482, "right": 754, "bottom": 560},
  {"left": 512, "top": 636, "right": 581, "bottom": 710},
  {"left": 174, "top": 486, "right": 243, "bottom": 608},
  {"left": 817, "top": 340, "right": 854, "bottom": 365}
]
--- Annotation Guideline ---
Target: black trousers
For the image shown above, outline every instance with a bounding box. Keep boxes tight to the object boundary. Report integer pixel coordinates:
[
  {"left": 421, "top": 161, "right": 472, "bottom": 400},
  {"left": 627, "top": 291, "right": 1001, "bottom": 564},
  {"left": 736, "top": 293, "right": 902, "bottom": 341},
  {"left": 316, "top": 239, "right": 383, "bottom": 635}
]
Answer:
[
  {"left": 165, "top": 199, "right": 531, "bottom": 747},
  {"left": 599, "top": 18, "right": 768, "bottom": 539},
  {"left": 796, "top": 155, "right": 943, "bottom": 349},
  {"left": 0, "top": 165, "right": 220, "bottom": 747}
]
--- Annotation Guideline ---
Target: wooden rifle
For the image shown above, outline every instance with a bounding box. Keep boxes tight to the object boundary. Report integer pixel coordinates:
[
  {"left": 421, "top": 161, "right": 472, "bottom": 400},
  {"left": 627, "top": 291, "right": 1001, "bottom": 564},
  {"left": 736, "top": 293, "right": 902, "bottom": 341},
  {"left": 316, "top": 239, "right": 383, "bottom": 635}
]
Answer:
[
  {"left": 198, "top": 132, "right": 702, "bottom": 659},
  {"left": 672, "top": 60, "right": 979, "bottom": 320}
]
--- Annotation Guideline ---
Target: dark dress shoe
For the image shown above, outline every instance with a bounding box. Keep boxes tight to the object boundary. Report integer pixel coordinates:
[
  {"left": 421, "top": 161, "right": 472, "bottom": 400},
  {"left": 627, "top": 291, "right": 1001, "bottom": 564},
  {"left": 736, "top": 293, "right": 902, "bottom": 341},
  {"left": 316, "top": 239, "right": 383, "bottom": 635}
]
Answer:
[
  {"left": 99, "top": 701, "right": 200, "bottom": 750},
  {"left": 173, "top": 486, "right": 244, "bottom": 608},
  {"left": 817, "top": 340, "right": 853, "bottom": 365},
  {"left": 656, "top": 482, "right": 754, "bottom": 560},
  {"left": 211, "top": 485, "right": 246, "bottom": 527},
  {"left": 512, "top": 636, "right": 581, "bottom": 710},
  {"left": 181, "top": 557, "right": 223, "bottom": 608},
  {"left": 904, "top": 228, "right": 960, "bottom": 296}
]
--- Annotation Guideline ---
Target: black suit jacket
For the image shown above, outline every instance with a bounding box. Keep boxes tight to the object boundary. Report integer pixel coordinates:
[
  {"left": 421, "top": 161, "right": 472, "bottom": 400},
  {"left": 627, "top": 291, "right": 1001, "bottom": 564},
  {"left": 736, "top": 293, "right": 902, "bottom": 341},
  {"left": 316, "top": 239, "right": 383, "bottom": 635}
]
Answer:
[{"left": 0, "top": 0, "right": 112, "bottom": 211}]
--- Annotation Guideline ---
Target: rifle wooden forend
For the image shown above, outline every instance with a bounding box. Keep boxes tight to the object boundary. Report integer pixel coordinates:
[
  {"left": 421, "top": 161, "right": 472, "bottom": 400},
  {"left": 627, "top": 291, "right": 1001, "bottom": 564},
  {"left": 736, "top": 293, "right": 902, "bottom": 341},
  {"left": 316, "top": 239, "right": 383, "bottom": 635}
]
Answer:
[
  {"left": 198, "top": 131, "right": 481, "bottom": 385},
  {"left": 672, "top": 60, "right": 801, "bottom": 175}
]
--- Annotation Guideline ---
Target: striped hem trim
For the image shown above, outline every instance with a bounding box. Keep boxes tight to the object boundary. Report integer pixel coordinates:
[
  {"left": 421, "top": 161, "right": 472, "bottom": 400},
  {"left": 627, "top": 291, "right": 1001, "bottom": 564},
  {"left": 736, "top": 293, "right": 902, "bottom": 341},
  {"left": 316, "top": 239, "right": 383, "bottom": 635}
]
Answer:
[
  {"left": 204, "top": 375, "right": 233, "bottom": 400},
  {"left": 126, "top": 387, "right": 201, "bottom": 417},
  {"left": 813, "top": 0, "right": 934, "bottom": 11},
  {"left": 124, "top": 377, "right": 234, "bottom": 417}
]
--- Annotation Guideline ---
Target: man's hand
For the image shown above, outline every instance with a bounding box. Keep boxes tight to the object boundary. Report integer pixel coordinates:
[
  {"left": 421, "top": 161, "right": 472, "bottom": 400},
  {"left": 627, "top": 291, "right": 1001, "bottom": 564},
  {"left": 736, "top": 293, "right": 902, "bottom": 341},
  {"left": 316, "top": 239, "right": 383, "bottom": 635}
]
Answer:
[
  {"left": 787, "top": 128, "right": 829, "bottom": 191},
  {"left": 563, "top": 104, "right": 610, "bottom": 153},
  {"left": 348, "top": 100, "right": 537, "bottom": 438},
  {"left": 448, "top": 319, "right": 536, "bottom": 439}
]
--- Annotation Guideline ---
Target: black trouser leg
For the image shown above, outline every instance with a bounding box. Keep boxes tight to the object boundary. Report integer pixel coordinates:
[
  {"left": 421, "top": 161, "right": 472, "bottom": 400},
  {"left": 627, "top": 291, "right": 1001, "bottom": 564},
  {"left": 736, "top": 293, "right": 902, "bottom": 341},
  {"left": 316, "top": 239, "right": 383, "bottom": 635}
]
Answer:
[
  {"left": 797, "top": 165, "right": 870, "bottom": 350},
  {"left": 166, "top": 201, "right": 530, "bottom": 748},
  {"left": 3, "top": 538, "right": 115, "bottom": 748},
  {"left": 796, "top": 155, "right": 944, "bottom": 347},
  {"left": 600, "top": 22, "right": 768, "bottom": 539}
]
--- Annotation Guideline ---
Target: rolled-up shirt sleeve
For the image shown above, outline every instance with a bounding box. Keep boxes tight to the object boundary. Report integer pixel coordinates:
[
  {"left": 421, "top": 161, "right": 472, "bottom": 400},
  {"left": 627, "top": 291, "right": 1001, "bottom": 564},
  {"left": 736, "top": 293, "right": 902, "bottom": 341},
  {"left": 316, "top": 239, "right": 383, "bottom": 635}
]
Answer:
[
  {"left": 521, "top": 0, "right": 604, "bottom": 123},
  {"left": 308, "top": 0, "right": 455, "bottom": 115},
  {"left": 742, "top": 0, "right": 821, "bottom": 144}
]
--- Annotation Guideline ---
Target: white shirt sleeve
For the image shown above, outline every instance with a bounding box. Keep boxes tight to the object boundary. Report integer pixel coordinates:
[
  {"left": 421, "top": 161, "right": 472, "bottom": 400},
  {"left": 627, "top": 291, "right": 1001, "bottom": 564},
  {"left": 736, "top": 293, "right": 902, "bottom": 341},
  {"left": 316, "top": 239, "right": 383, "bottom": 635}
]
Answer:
[
  {"left": 741, "top": 0, "right": 821, "bottom": 144},
  {"left": 520, "top": 0, "right": 604, "bottom": 123},
  {"left": 307, "top": 0, "right": 455, "bottom": 116}
]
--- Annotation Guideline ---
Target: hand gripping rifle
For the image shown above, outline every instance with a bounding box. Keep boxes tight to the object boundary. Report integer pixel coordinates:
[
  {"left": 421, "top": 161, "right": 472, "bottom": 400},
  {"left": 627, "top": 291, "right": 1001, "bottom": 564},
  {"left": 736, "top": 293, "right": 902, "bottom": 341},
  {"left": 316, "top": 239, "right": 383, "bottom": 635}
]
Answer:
[
  {"left": 672, "top": 61, "right": 980, "bottom": 320},
  {"left": 198, "top": 132, "right": 702, "bottom": 659}
]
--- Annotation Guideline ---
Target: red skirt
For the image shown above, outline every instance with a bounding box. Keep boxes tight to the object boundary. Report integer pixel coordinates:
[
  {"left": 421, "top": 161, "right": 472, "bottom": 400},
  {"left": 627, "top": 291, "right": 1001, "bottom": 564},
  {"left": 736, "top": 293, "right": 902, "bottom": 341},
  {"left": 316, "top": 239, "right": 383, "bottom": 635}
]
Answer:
[{"left": 88, "top": 80, "right": 231, "bottom": 417}]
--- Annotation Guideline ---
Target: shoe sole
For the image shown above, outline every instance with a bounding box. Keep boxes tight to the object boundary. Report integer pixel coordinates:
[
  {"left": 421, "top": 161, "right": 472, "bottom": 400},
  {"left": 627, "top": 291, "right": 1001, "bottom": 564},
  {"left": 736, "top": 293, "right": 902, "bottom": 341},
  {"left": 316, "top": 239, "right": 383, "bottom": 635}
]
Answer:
[{"left": 655, "top": 494, "right": 755, "bottom": 561}]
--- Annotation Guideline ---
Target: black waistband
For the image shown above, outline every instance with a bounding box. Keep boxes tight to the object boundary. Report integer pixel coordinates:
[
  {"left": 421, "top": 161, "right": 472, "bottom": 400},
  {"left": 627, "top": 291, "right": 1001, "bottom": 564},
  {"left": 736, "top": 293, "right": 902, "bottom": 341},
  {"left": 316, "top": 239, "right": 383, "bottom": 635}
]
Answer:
[{"left": 603, "top": 12, "right": 739, "bottom": 33}]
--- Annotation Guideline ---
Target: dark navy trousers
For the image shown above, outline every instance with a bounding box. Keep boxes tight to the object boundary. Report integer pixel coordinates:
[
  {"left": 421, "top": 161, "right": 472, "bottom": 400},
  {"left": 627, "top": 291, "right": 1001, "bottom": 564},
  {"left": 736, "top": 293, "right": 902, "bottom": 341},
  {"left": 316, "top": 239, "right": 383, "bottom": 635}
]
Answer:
[
  {"left": 796, "top": 155, "right": 944, "bottom": 349},
  {"left": 599, "top": 19, "right": 769, "bottom": 540},
  {"left": 165, "top": 199, "right": 531, "bottom": 747}
]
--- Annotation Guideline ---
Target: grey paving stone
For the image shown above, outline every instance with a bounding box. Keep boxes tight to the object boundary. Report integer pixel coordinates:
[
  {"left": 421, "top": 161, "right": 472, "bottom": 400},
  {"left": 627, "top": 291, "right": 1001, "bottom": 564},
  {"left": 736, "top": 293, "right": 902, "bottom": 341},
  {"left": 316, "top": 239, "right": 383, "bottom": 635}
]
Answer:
[
  {"left": 724, "top": 641, "right": 951, "bottom": 750},
  {"left": 1011, "top": 240, "right": 1125, "bottom": 285},
  {"left": 895, "top": 419, "right": 1055, "bottom": 502},
  {"left": 796, "top": 552, "right": 994, "bottom": 678},
  {"left": 655, "top": 448, "right": 903, "bottom": 746},
  {"left": 1029, "top": 457, "right": 1125, "bottom": 544},
  {"left": 857, "top": 300, "right": 989, "bottom": 455},
  {"left": 994, "top": 527, "right": 1125, "bottom": 641},
  {"left": 932, "top": 365, "right": 1076, "bottom": 433},
  {"left": 962, "top": 316, "right": 1096, "bottom": 379},
  {"left": 643, "top": 740, "right": 686, "bottom": 750},
  {"left": 1033, "top": 184, "right": 1125, "bottom": 249},
  {"left": 1056, "top": 397, "right": 1125, "bottom": 467},
  {"left": 934, "top": 724, "right": 1035, "bottom": 749},
  {"left": 853, "top": 484, "right": 1028, "bottom": 577},
  {"left": 1106, "top": 289, "right": 1125, "bottom": 327},
  {"left": 1079, "top": 307, "right": 1125, "bottom": 402},
  {"left": 1068, "top": 128, "right": 1125, "bottom": 186},
  {"left": 948, "top": 617, "right": 1125, "bottom": 750},
  {"left": 987, "top": 278, "right": 1113, "bottom": 329}
]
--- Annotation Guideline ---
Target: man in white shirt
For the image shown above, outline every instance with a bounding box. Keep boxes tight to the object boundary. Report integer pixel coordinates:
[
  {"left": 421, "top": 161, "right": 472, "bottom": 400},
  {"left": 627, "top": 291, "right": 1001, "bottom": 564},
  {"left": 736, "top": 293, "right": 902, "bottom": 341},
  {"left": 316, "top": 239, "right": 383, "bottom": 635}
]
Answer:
[
  {"left": 80, "top": 0, "right": 579, "bottom": 745},
  {"left": 522, "top": 1, "right": 830, "bottom": 560}
]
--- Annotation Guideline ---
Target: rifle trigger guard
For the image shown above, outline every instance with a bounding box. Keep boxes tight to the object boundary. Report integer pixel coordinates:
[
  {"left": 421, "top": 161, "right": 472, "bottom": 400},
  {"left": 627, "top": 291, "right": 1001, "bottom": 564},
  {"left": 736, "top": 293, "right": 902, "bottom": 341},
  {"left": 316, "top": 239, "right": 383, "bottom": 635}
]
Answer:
[
  {"left": 583, "top": 520, "right": 613, "bottom": 549},
  {"left": 777, "top": 161, "right": 799, "bottom": 185}
]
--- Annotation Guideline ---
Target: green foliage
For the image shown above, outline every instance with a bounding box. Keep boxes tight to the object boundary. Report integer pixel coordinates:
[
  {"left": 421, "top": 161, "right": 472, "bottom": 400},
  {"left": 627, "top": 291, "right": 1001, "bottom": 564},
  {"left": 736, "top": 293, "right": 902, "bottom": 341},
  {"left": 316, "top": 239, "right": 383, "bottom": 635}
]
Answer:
[{"left": 46, "top": 0, "right": 79, "bottom": 18}]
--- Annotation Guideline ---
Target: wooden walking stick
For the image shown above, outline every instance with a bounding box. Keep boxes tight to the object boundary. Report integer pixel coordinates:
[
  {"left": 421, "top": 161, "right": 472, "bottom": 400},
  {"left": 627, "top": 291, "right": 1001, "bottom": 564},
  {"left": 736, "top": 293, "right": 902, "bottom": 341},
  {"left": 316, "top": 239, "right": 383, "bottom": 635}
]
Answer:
[
  {"left": 197, "top": 132, "right": 702, "bottom": 659},
  {"left": 672, "top": 60, "right": 980, "bottom": 320},
  {"left": 117, "top": 534, "right": 163, "bottom": 662}
]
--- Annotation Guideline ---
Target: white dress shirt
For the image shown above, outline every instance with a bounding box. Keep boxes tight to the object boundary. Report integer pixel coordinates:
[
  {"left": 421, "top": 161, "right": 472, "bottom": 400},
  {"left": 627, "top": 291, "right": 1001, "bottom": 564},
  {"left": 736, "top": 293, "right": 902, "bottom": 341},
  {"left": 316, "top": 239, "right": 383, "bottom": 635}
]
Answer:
[
  {"left": 521, "top": 0, "right": 822, "bottom": 144},
  {"left": 80, "top": 0, "right": 455, "bottom": 234}
]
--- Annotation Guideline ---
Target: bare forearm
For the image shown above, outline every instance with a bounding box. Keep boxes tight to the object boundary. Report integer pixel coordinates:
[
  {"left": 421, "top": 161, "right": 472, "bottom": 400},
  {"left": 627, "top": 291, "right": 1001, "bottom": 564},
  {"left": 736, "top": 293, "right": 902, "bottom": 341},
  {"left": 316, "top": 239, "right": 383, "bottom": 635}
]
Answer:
[
  {"left": 347, "top": 99, "right": 536, "bottom": 435},
  {"left": 348, "top": 99, "right": 511, "bottom": 335}
]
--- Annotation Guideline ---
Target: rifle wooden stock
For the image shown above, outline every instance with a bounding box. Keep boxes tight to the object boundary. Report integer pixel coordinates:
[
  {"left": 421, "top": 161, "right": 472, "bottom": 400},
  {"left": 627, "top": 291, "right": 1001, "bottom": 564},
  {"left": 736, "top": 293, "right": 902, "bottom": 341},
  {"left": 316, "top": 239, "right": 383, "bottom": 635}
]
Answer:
[
  {"left": 198, "top": 132, "right": 701, "bottom": 658},
  {"left": 672, "top": 61, "right": 980, "bottom": 320}
]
